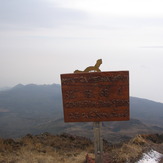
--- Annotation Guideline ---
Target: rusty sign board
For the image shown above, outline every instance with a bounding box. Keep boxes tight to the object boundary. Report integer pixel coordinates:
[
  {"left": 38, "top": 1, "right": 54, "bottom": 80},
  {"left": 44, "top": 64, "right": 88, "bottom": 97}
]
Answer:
[{"left": 60, "top": 71, "right": 129, "bottom": 122}]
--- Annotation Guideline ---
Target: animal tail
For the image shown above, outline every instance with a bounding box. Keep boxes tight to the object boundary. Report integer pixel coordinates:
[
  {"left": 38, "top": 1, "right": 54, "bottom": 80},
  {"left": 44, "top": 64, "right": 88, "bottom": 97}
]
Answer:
[{"left": 74, "top": 70, "right": 83, "bottom": 73}]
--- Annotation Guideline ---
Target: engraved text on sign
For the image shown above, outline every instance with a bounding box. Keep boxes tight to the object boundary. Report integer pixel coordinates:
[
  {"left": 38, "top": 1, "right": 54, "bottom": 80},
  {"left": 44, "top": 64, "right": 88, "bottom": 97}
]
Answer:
[{"left": 61, "top": 71, "right": 129, "bottom": 122}]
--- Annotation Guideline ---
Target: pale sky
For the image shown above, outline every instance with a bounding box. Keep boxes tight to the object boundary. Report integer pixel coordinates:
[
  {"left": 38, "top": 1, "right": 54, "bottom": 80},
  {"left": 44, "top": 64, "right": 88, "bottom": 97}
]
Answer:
[{"left": 0, "top": 0, "right": 163, "bottom": 102}]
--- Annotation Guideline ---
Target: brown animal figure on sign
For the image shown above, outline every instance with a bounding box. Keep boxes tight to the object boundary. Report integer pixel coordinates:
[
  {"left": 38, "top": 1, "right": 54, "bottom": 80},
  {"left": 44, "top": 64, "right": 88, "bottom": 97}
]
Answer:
[{"left": 74, "top": 59, "right": 102, "bottom": 73}]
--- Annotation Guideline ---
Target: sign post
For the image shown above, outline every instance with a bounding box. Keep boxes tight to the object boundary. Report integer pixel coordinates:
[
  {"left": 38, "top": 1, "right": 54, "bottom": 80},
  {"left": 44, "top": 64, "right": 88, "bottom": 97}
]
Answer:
[
  {"left": 94, "top": 122, "right": 103, "bottom": 163},
  {"left": 60, "top": 59, "right": 129, "bottom": 163}
]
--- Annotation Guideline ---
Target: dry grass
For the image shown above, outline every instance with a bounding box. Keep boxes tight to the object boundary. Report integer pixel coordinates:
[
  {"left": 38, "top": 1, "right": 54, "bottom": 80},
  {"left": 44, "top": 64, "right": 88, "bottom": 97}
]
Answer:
[
  {"left": 102, "top": 135, "right": 148, "bottom": 163},
  {"left": 1, "top": 150, "right": 88, "bottom": 163},
  {"left": 0, "top": 133, "right": 162, "bottom": 163},
  {"left": 0, "top": 133, "right": 93, "bottom": 163},
  {"left": 114, "top": 143, "right": 143, "bottom": 162},
  {"left": 130, "top": 134, "right": 147, "bottom": 145},
  {"left": 0, "top": 144, "right": 88, "bottom": 163}
]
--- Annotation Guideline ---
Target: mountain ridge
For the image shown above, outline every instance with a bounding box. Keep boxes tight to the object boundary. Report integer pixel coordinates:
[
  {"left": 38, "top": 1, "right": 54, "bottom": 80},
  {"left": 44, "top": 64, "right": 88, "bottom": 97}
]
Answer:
[{"left": 0, "top": 83, "right": 162, "bottom": 139}]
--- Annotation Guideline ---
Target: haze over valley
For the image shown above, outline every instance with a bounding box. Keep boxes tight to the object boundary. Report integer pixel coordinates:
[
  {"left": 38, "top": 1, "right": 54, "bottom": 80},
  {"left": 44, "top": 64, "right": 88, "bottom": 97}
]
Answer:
[
  {"left": 1, "top": 0, "right": 163, "bottom": 162},
  {"left": 0, "top": 84, "right": 162, "bottom": 142}
]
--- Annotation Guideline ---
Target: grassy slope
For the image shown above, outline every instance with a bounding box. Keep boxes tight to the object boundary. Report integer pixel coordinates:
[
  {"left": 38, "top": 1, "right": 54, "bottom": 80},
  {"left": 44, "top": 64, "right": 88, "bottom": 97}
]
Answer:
[{"left": 0, "top": 133, "right": 162, "bottom": 163}]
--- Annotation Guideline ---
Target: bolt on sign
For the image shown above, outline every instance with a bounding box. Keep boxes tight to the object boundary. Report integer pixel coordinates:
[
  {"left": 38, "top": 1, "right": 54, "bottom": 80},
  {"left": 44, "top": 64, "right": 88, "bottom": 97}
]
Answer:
[{"left": 60, "top": 71, "right": 129, "bottom": 122}]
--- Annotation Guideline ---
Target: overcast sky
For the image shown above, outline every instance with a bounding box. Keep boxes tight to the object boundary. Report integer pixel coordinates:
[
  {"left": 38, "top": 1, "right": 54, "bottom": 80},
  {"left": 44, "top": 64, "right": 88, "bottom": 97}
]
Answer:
[{"left": 0, "top": 0, "right": 163, "bottom": 102}]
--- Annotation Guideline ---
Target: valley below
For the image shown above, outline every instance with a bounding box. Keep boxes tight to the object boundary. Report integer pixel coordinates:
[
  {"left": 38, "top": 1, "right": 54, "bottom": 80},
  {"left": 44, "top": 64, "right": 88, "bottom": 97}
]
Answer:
[
  {"left": 0, "top": 84, "right": 162, "bottom": 140},
  {"left": 0, "top": 84, "right": 163, "bottom": 162}
]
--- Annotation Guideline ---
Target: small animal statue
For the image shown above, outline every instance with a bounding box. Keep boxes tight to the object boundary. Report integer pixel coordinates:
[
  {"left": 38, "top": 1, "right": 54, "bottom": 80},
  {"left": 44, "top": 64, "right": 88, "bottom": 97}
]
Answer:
[{"left": 74, "top": 59, "right": 102, "bottom": 73}]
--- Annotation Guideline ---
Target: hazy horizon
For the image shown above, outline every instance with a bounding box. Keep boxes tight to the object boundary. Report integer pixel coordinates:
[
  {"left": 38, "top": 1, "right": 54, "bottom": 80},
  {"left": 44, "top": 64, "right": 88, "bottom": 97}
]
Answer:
[{"left": 0, "top": 0, "right": 163, "bottom": 103}]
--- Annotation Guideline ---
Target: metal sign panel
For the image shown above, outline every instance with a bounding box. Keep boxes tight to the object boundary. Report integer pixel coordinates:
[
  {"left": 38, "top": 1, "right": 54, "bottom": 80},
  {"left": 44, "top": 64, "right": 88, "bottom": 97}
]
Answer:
[{"left": 60, "top": 71, "right": 129, "bottom": 122}]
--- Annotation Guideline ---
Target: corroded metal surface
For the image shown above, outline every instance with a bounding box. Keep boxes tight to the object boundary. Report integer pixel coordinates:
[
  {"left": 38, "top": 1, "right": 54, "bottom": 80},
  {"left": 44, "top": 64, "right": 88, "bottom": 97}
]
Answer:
[{"left": 60, "top": 71, "right": 129, "bottom": 122}]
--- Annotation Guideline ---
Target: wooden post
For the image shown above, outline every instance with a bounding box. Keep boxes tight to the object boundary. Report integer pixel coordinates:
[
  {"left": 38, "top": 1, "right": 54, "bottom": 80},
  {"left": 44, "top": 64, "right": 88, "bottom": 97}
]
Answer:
[{"left": 93, "top": 122, "right": 103, "bottom": 163}]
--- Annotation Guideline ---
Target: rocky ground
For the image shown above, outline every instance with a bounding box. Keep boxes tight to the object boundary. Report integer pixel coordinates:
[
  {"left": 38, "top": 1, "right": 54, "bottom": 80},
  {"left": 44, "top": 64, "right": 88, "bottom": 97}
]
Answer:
[{"left": 0, "top": 133, "right": 162, "bottom": 163}]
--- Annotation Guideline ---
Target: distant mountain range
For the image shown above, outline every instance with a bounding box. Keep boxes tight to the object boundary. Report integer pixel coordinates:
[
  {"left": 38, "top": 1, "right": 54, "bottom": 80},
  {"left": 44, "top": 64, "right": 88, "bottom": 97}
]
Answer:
[{"left": 0, "top": 84, "right": 163, "bottom": 140}]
